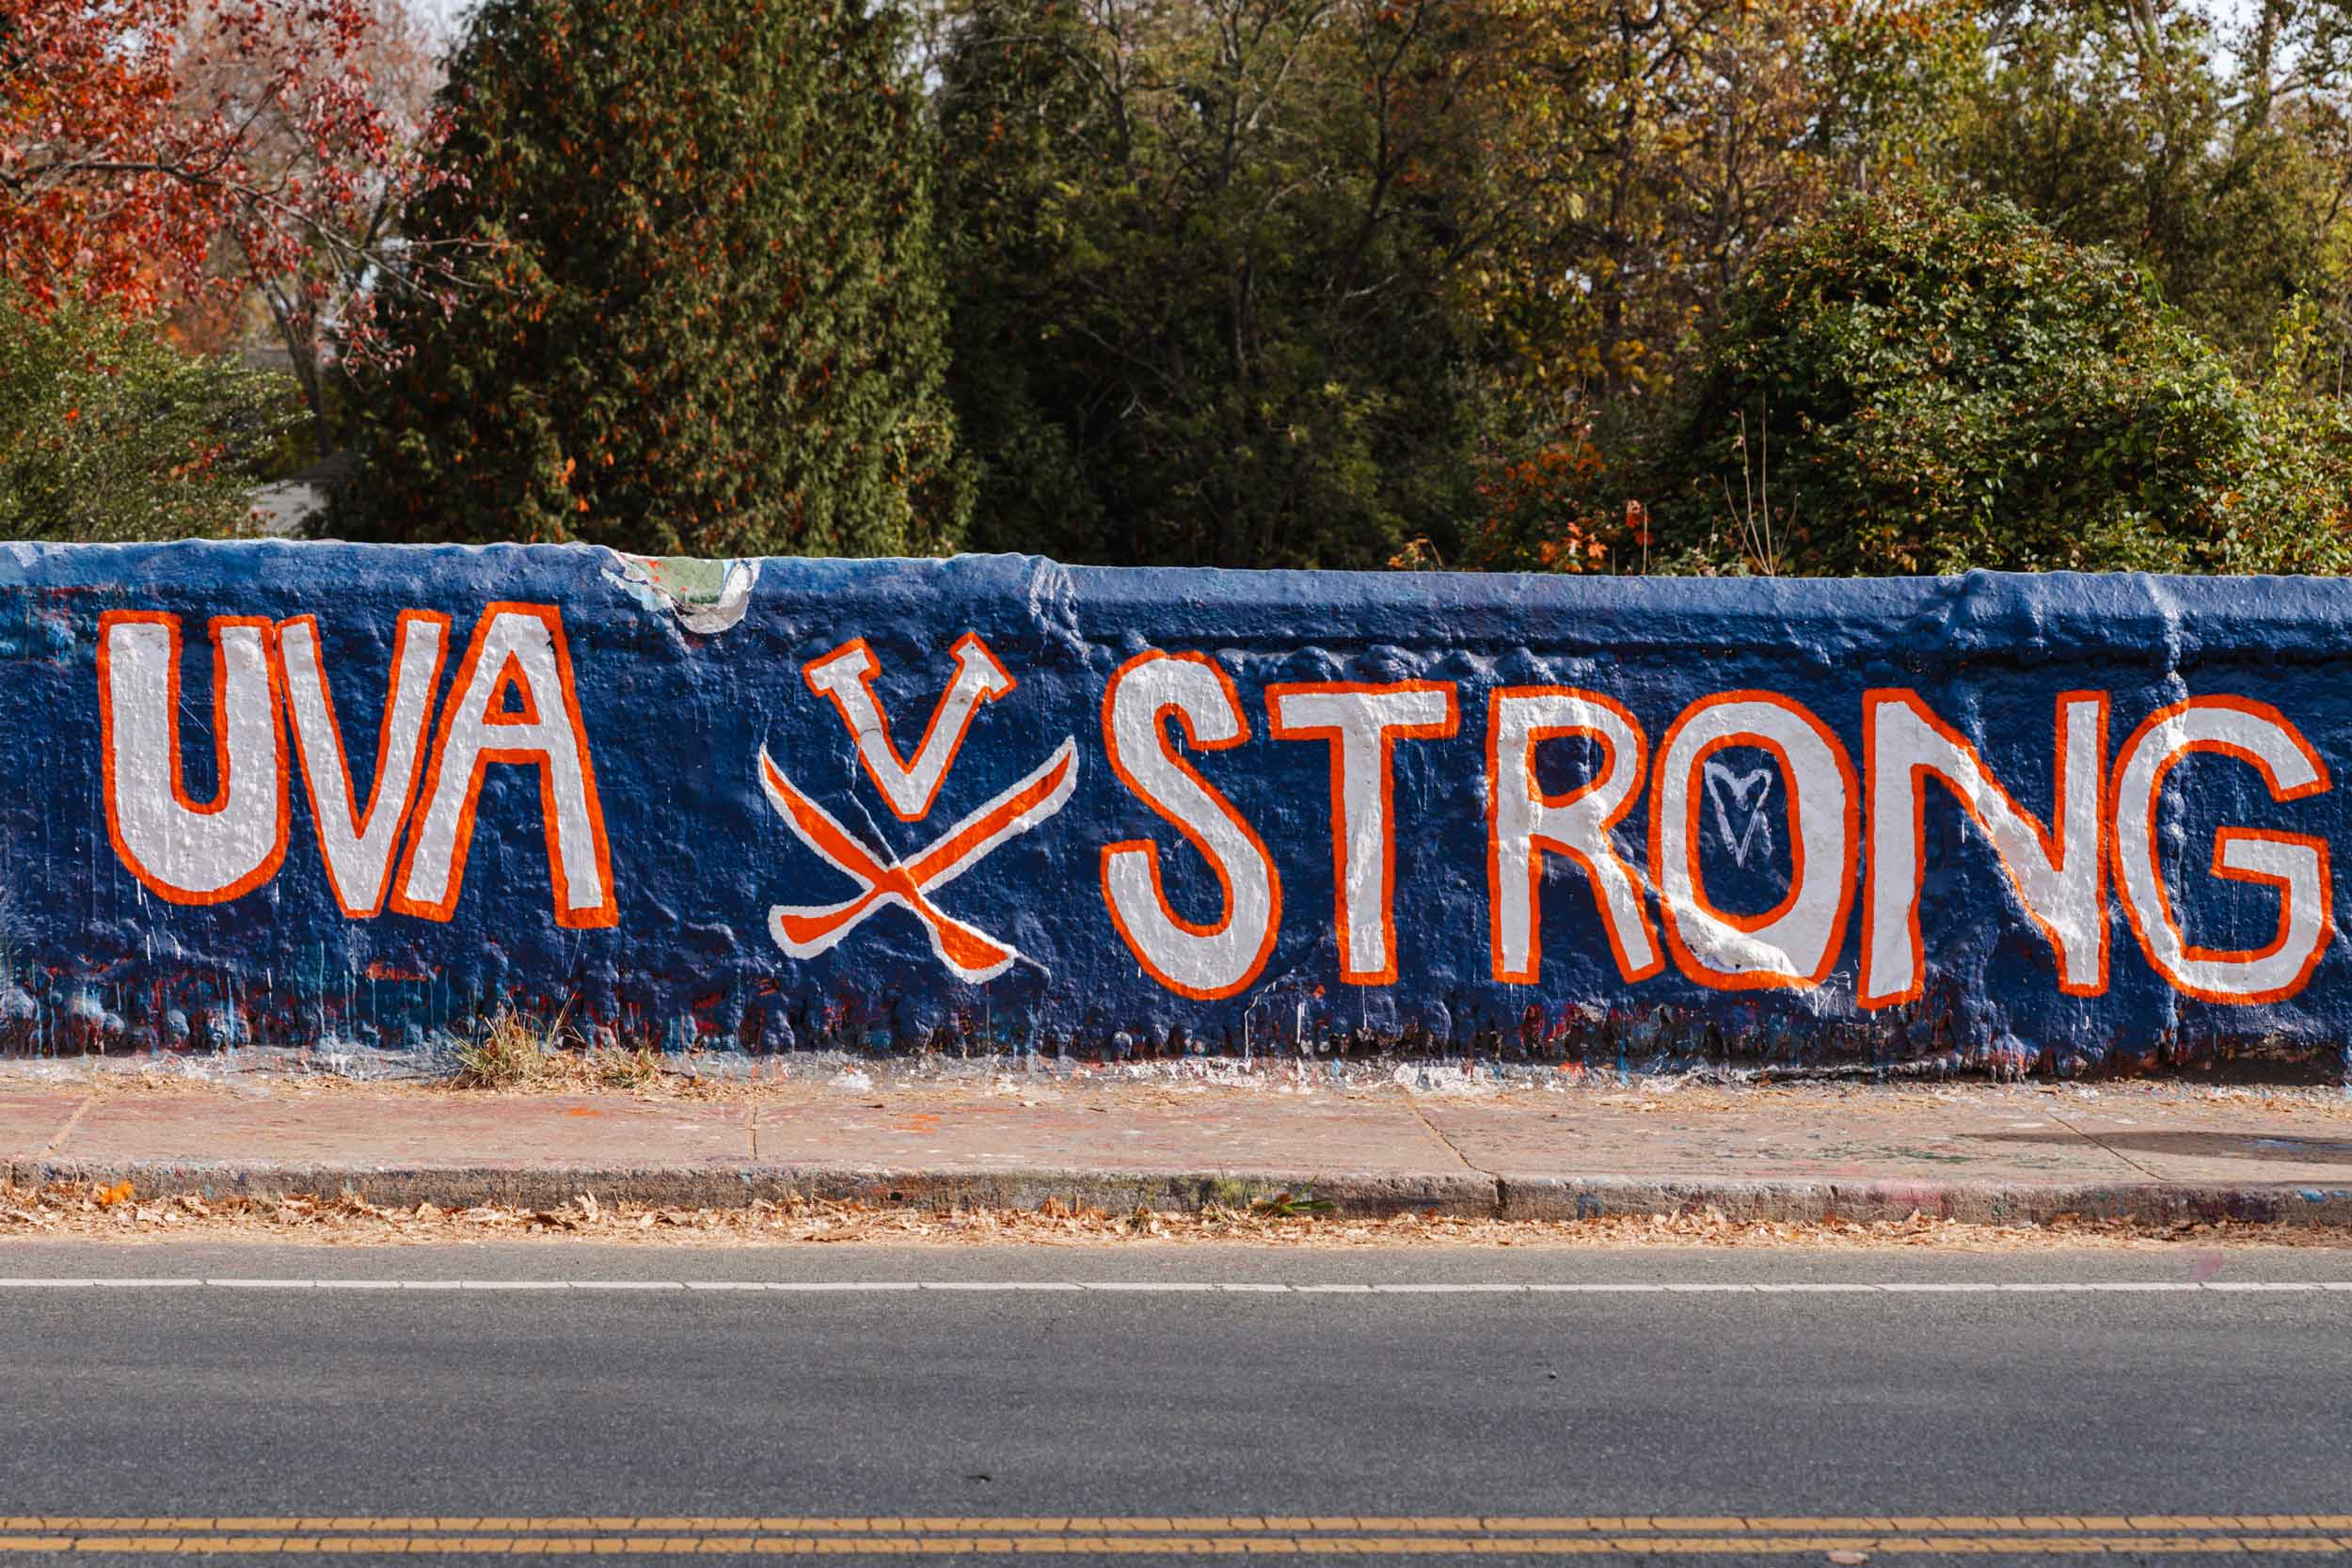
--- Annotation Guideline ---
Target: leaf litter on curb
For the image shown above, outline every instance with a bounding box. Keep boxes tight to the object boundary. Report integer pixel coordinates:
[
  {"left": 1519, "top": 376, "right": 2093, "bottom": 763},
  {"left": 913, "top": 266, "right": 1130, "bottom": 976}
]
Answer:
[{"left": 0, "top": 1180, "right": 2345, "bottom": 1250}]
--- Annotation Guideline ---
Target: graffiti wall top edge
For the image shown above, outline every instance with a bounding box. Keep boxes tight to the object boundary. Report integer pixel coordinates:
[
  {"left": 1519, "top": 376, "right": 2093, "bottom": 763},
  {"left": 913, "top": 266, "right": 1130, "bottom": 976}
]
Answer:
[{"left": 4, "top": 541, "right": 2342, "bottom": 664}]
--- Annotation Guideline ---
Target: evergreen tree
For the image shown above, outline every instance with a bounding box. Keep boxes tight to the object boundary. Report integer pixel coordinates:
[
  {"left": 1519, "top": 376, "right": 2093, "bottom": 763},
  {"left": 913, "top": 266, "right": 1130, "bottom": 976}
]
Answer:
[
  {"left": 934, "top": 0, "right": 1486, "bottom": 570},
  {"left": 344, "top": 0, "right": 965, "bottom": 557}
]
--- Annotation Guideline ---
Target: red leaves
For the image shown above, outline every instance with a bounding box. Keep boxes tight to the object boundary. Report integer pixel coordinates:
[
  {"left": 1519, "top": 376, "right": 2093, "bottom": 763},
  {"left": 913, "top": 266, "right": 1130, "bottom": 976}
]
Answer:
[
  {"left": 1626, "top": 497, "right": 1652, "bottom": 546},
  {"left": 1, "top": 0, "right": 450, "bottom": 353}
]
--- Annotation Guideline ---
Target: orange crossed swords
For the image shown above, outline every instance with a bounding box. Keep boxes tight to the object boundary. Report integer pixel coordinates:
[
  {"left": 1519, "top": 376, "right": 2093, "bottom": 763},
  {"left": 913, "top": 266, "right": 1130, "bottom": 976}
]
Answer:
[{"left": 757, "top": 738, "right": 1077, "bottom": 983}]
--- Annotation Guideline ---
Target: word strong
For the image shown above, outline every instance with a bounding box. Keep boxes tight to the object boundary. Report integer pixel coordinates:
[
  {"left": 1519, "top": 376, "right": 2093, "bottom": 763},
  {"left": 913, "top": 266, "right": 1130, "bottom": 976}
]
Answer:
[
  {"left": 99, "top": 604, "right": 614, "bottom": 927},
  {"left": 1101, "top": 660, "right": 2333, "bottom": 1011}
]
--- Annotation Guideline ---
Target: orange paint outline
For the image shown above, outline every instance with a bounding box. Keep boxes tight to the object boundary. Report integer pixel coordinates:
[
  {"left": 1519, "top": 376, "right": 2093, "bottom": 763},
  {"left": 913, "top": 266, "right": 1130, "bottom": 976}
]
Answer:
[
  {"left": 802, "top": 631, "right": 1016, "bottom": 823},
  {"left": 1858, "top": 689, "right": 2110, "bottom": 1008},
  {"left": 280, "top": 610, "right": 452, "bottom": 919},
  {"left": 97, "top": 610, "right": 290, "bottom": 907},
  {"left": 1482, "top": 687, "right": 1661, "bottom": 987},
  {"left": 1266, "top": 679, "right": 1458, "bottom": 986},
  {"left": 1099, "top": 649, "right": 1283, "bottom": 1001},
  {"left": 485, "top": 649, "right": 544, "bottom": 727},
  {"left": 389, "top": 602, "right": 617, "bottom": 930},
  {"left": 2111, "top": 695, "right": 2332, "bottom": 1006},
  {"left": 1651, "top": 689, "right": 1857, "bottom": 992},
  {"left": 760, "top": 743, "right": 1074, "bottom": 979}
]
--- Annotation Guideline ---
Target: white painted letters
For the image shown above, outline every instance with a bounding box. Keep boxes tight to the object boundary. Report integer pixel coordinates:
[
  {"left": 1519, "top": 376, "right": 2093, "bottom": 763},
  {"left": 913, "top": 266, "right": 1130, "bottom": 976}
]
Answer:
[
  {"left": 1268, "top": 681, "right": 1456, "bottom": 985},
  {"left": 2112, "top": 696, "right": 2331, "bottom": 1005},
  {"left": 1861, "top": 690, "right": 2108, "bottom": 1006},
  {"left": 1486, "top": 688, "right": 1659, "bottom": 985},
  {"left": 87, "top": 604, "right": 2340, "bottom": 1018},
  {"left": 99, "top": 612, "right": 289, "bottom": 906},
  {"left": 392, "top": 604, "right": 616, "bottom": 928},
  {"left": 1100, "top": 651, "right": 1282, "bottom": 1000},
  {"left": 803, "top": 633, "right": 1015, "bottom": 821},
  {"left": 1653, "top": 691, "right": 1855, "bottom": 990},
  {"left": 280, "top": 611, "right": 450, "bottom": 919}
]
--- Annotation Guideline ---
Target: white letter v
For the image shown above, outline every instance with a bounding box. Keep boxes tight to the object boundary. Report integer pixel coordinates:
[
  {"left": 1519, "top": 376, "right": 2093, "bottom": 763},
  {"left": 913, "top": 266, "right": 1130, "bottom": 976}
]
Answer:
[{"left": 801, "top": 632, "right": 1016, "bottom": 821}]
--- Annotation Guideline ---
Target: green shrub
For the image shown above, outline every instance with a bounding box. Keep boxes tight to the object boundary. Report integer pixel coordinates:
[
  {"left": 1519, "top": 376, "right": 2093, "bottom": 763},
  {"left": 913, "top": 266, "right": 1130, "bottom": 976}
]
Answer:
[
  {"left": 1665, "top": 189, "right": 2265, "bottom": 575},
  {"left": 933, "top": 0, "right": 1486, "bottom": 570},
  {"left": 0, "top": 293, "right": 299, "bottom": 542}
]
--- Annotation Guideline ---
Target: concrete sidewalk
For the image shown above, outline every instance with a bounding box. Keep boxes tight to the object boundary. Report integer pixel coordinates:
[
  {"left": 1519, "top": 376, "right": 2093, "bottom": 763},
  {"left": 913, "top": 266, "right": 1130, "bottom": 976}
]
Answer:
[{"left": 6, "top": 1069, "right": 2352, "bottom": 1224}]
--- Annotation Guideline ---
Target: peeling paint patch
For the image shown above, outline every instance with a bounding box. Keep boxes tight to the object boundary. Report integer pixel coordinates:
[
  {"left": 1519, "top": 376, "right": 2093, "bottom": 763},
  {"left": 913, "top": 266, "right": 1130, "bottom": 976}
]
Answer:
[{"left": 604, "top": 552, "right": 760, "bottom": 635}]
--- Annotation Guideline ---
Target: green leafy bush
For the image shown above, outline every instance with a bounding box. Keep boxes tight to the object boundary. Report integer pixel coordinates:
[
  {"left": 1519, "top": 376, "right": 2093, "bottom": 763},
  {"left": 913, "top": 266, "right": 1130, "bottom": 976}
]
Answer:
[
  {"left": 1665, "top": 189, "right": 2267, "bottom": 575},
  {"left": 0, "top": 292, "right": 298, "bottom": 542}
]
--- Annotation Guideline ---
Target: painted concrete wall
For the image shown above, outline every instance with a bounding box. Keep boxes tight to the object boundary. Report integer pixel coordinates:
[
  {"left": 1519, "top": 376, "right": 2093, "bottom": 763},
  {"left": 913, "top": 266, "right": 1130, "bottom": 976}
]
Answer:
[{"left": 5, "top": 541, "right": 2342, "bottom": 1071}]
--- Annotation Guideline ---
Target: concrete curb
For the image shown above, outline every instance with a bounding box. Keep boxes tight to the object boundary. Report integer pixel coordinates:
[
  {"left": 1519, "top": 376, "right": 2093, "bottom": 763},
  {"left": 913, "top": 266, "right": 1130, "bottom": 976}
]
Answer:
[
  {"left": 1494, "top": 1175, "right": 2352, "bottom": 1227},
  {"left": 14, "top": 1158, "right": 2352, "bottom": 1227},
  {"left": 6, "top": 1160, "right": 1499, "bottom": 1217}
]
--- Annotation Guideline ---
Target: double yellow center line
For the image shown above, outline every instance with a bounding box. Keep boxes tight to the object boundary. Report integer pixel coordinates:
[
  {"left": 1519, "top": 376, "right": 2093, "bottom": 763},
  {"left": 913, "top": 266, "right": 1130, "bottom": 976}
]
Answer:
[{"left": 7, "top": 1516, "right": 2352, "bottom": 1557}]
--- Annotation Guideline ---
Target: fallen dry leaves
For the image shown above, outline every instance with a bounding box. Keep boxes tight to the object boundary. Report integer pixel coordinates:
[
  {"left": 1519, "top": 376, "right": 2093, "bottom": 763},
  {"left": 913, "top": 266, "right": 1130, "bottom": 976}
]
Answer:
[{"left": 0, "top": 1180, "right": 2346, "bottom": 1250}]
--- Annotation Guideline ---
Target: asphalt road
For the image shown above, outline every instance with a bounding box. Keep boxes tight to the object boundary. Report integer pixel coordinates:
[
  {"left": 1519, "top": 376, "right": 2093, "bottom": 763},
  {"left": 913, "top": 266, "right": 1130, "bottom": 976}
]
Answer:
[{"left": 1, "top": 1243, "right": 2348, "bottom": 1564}]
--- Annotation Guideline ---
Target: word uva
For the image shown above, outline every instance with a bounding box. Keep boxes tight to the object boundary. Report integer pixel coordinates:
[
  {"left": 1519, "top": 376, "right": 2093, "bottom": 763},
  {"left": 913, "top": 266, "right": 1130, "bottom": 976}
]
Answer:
[{"left": 98, "top": 606, "right": 614, "bottom": 927}]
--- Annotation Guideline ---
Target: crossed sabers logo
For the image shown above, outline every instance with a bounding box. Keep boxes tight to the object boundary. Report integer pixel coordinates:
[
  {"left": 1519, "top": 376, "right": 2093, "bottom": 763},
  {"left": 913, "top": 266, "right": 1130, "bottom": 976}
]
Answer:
[{"left": 756, "top": 633, "right": 1076, "bottom": 983}]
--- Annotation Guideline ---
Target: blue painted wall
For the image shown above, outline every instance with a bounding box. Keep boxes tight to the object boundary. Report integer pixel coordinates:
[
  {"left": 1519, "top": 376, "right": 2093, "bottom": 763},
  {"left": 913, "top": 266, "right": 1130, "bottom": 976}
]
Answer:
[{"left": 5, "top": 541, "right": 2344, "bottom": 1073}]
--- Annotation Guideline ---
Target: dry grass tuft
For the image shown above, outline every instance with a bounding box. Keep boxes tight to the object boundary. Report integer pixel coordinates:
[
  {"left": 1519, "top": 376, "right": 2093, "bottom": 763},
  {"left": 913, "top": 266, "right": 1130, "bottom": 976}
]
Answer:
[
  {"left": 451, "top": 1009, "right": 577, "bottom": 1090},
  {"left": 445, "top": 1013, "right": 678, "bottom": 1095},
  {"left": 593, "top": 1042, "right": 664, "bottom": 1091}
]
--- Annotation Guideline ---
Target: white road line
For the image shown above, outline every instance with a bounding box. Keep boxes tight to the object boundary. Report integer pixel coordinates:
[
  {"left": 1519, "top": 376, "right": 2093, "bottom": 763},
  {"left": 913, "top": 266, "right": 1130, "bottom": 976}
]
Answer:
[
  {"left": 1374, "top": 1282, "right": 1524, "bottom": 1292},
  {"left": 1528, "top": 1282, "right": 1656, "bottom": 1292},
  {"left": 209, "top": 1278, "right": 314, "bottom": 1289},
  {"left": 570, "top": 1280, "right": 686, "bottom": 1291},
  {"left": 1754, "top": 1282, "right": 1884, "bottom": 1293},
  {"left": 461, "top": 1279, "right": 570, "bottom": 1291},
  {"left": 2204, "top": 1280, "right": 2325, "bottom": 1291},
  {"left": 0, "top": 1278, "right": 2344, "bottom": 1293},
  {"left": 919, "top": 1280, "right": 1085, "bottom": 1291}
]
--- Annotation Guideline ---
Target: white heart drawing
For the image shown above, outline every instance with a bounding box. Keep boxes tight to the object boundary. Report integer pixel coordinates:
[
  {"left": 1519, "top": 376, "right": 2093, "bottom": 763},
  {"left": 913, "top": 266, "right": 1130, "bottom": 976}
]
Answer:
[{"left": 1702, "top": 759, "right": 1775, "bottom": 868}]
